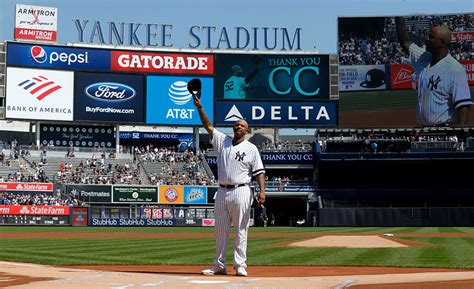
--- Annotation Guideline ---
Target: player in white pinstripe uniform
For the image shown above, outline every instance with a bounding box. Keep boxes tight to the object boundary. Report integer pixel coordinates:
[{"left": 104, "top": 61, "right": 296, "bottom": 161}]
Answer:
[
  {"left": 396, "top": 17, "right": 472, "bottom": 126},
  {"left": 193, "top": 94, "right": 265, "bottom": 277}
]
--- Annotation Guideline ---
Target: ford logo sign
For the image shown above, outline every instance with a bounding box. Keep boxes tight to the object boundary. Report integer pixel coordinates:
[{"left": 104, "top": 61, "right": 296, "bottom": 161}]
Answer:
[{"left": 85, "top": 82, "right": 136, "bottom": 102}]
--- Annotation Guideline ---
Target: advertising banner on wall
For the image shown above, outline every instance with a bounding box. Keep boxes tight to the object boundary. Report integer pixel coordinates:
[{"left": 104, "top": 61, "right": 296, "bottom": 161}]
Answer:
[
  {"left": 6, "top": 42, "right": 110, "bottom": 70},
  {"left": 389, "top": 64, "right": 416, "bottom": 89},
  {"left": 339, "top": 65, "right": 387, "bottom": 91},
  {"left": 74, "top": 72, "right": 145, "bottom": 123},
  {"left": 65, "top": 184, "right": 112, "bottom": 203},
  {"left": 0, "top": 205, "right": 70, "bottom": 216},
  {"left": 451, "top": 32, "right": 474, "bottom": 43},
  {"left": 254, "top": 185, "right": 315, "bottom": 194},
  {"left": 159, "top": 186, "right": 184, "bottom": 204},
  {"left": 40, "top": 124, "right": 115, "bottom": 148},
  {"left": 183, "top": 186, "right": 207, "bottom": 204},
  {"left": 146, "top": 76, "right": 214, "bottom": 125},
  {"left": 461, "top": 60, "right": 473, "bottom": 85},
  {"left": 260, "top": 152, "right": 314, "bottom": 164},
  {"left": 15, "top": 4, "right": 57, "bottom": 42},
  {"left": 6, "top": 67, "right": 74, "bottom": 121},
  {"left": 71, "top": 207, "right": 88, "bottom": 226},
  {"left": 214, "top": 101, "right": 337, "bottom": 127},
  {"left": 90, "top": 218, "right": 175, "bottom": 227},
  {"left": 214, "top": 54, "right": 330, "bottom": 100},
  {"left": 0, "top": 182, "right": 53, "bottom": 192},
  {"left": 206, "top": 153, "right": 314, "bottom": 165},
  {"left": 110, "top": 51, "right": 214, "bottom": 75},
  {"left": 112, "top": 186, "right": 158, "bottom": 203}
]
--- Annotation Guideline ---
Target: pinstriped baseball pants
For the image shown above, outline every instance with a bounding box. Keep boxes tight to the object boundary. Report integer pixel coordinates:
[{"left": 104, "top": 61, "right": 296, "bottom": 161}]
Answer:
[{"left": 213, "top": 185, "right": 253, "bottom": 270}]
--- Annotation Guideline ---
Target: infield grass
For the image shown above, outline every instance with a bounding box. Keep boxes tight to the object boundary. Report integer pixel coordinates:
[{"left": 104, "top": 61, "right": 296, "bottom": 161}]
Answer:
[{"left": 0, "top": 226, "right": 473, "bottom": 269}]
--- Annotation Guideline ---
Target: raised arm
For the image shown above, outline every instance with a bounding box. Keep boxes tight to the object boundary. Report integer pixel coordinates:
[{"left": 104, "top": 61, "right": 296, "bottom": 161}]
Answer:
[
  {"left": 193, "top": 95, "right": 214, "bottom": 135},
  {"left": 395, "top": 16, "right": 412, "bottom": 53}
]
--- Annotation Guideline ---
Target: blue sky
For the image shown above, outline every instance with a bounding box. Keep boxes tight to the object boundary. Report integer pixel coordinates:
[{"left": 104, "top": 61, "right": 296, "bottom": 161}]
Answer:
[{"left": 1, "top": 0, "right": 472, "bottom": 53}]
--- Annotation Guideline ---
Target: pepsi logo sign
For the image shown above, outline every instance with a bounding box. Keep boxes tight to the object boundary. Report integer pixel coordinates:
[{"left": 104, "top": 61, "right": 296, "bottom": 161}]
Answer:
[
  {"left": 31, "top": 46, "right": 47, "bottom": 63},
  {"left": 85, "top": 82, "right": 135, "bottom": 102}
]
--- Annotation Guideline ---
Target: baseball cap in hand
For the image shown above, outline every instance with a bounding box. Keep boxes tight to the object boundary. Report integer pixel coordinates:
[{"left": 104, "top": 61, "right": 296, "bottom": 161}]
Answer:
[
  {"left": 187, "top": 78, "right": 202, "bottom": 99},
  {"left": 360, "top": 68, "right": 386, "bottom": 88}
]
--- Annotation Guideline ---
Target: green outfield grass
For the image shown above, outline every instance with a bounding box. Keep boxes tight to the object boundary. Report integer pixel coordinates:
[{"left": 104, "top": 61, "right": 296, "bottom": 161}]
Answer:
[
  {"left": 1, "top": 226, "right": 474, "bottom": 269},
  {"left": 339, "top": 86, "right": 474, "bottom": 112}
]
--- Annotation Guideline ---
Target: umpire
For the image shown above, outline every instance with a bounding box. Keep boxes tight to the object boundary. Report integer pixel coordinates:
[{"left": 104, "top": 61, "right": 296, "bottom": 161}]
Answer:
[{"left": 192, "top": 84, "right": 265, "bottom": 277}]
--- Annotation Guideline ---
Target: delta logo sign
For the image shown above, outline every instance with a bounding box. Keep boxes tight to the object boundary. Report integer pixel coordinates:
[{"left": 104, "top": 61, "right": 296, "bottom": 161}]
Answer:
[
  {"left": 215, "top": 101, "right": 337, "bottom": 126},
  {"left": 6, "top": 42, "right": 110, "bottom": 70}
]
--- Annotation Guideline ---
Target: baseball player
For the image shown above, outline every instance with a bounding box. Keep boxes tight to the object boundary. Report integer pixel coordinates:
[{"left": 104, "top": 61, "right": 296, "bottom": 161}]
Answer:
[
  {"left": 193, "top": 93, "right": 265, "bottom": 277},
  {"left": 223, "top": 57, "right": 261, "bottom": 99},
  {"left": 396, "top": 17, "right": 472, "bottom": 126}
]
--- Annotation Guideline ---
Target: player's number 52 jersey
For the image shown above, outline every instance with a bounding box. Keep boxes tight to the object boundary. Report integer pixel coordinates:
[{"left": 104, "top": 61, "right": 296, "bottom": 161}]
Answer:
[{"left": 224, "top": 76, "right": 248, "bottom": 99}]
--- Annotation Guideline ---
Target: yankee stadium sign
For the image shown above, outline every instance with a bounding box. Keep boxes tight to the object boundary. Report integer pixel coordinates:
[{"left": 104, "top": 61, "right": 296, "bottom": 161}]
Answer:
[{"left": 73, "top": 19, "right": 302, "bottom": 50}]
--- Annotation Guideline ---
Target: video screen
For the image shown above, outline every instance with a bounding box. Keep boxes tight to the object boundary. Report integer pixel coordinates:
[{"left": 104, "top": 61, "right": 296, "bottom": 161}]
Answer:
[{"left": 338, "top": 13, "right": 473, "bottom": 127}]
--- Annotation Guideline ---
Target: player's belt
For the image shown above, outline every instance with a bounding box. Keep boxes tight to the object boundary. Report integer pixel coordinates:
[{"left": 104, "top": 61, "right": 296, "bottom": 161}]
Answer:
[{"left": 219, "top": 183, "right": 248, "bottom": 189}]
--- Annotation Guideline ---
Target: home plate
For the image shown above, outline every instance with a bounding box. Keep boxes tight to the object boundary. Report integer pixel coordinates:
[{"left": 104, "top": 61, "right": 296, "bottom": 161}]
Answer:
[
  {"left": 189, "top": 280, "right": 230, "bottom": 284},
  {"left": 288, "top": 236, "right": 408, "bottom": 248}
]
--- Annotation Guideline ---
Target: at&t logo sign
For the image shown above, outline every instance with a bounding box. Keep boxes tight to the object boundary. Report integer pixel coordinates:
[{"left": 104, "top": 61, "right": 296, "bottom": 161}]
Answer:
[{"left": 166, "top": 80, "right": 194, "bottom": 119}]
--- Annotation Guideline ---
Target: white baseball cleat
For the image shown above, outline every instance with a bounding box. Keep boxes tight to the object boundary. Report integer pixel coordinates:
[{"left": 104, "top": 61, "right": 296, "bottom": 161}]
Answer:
[
  {"left": 235, "top": 267, "right": 248, "bottom": 276},
  {"left": 201, "top": 265, "right": 227, "bottom": 275}
]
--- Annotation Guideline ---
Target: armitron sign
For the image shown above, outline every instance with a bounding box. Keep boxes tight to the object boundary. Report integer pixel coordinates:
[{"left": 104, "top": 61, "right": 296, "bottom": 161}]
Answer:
[
  {"left": 15, "top": 4, "right": 58, "bottom": 42},
  {"left": 0, "top": 182, "right": 53, "bottom": 192},
  {"left": 0, "top": 205, "right": 70, "bottom": 215}
]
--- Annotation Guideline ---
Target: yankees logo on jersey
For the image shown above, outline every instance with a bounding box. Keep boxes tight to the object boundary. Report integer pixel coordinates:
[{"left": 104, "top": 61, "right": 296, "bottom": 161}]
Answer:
[
  {"left": 428, "top": 75, "right": 441, "bottom": 91},
  {"left": 235, "top": 151, "right": 246, "bottom": 162}
]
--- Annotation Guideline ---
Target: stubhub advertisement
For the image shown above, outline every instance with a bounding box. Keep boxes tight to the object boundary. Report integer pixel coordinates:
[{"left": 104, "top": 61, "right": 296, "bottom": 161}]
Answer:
[
  {"left": 74, "top": 72, "right": 145, "bottom": 123},
  {"left": 6, "top": 42, "right": 110, "bottom": 70},
  {"left": 146, "top": 76, "right": 214, "bottom": 125}
]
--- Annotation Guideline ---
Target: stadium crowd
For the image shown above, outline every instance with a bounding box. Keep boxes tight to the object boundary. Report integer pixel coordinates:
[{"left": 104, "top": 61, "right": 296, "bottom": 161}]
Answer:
[
  {"left": 136, "top": 145, "right": 217, "bottom": 186},
  {"left": 0, "top": 192, "right": 83, "bottom": 206},
  {"left": 261, "top": 140, "right": 313, "bottom": 152},
  {"left": 54, "top": 159, "right": 142, "bottom": 185}
]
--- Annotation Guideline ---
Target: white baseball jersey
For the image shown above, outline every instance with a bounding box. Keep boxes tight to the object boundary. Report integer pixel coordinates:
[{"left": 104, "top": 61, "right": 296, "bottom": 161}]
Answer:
[
  {"left": 210, "top": 128, "right": 265, "bottom": 270},
  {"left": 211, "top": 128, "right": 265, "bottom": 185},
  {"left": 417, "top": 54, "right": 472, "bottom": 126},
  {"left": 224, "top": 76, "right": 249, "bottom": 99}
]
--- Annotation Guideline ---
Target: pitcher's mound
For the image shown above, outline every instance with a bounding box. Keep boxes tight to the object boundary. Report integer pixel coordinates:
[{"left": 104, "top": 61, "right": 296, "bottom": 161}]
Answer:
[{"left": 289, "top": 236, "right": 408, "bottom": 248}]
